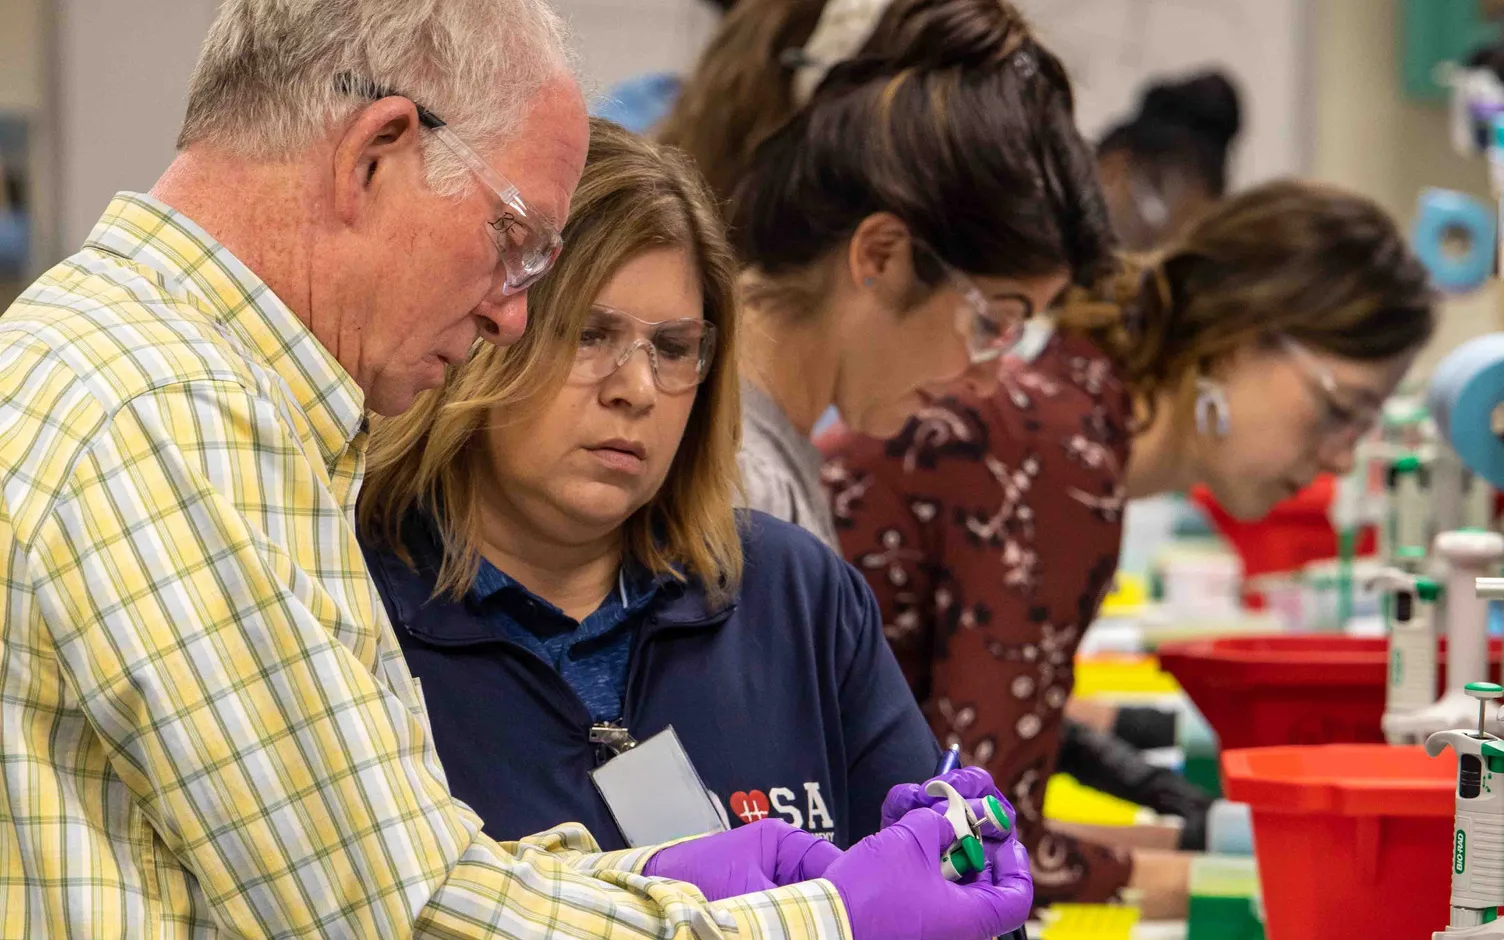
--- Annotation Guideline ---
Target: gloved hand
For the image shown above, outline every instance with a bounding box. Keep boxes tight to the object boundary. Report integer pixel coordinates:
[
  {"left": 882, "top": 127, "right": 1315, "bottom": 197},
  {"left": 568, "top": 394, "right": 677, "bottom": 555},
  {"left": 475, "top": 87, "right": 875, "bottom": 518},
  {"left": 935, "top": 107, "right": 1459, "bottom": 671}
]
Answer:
[
  {"left": 881, "top": 766, "right": 1015, "bottom": 831},
  {"left": 643, "top": 819, "right": 842, "bottom": 901},
  {"left": 1058, "top": 720, "right": 1214, "bottom": 850},
  {"left": 823, "top": 807, "right": 1033, "bottom": 940},
  {"left": 882, "top": 766, "right": 1020, "bottom": 882}
]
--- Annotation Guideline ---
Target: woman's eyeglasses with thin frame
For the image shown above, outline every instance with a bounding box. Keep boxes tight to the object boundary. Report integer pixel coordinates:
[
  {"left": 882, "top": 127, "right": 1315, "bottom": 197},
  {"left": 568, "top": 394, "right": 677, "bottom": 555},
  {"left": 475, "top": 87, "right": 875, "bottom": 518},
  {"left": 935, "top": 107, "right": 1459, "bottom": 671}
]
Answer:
[
  {"left": 932, "top": 257, "right": 1033, "bottom": 365},
  {"left": 1279, "top": 335, "right": 1381, "bottom": 453}
]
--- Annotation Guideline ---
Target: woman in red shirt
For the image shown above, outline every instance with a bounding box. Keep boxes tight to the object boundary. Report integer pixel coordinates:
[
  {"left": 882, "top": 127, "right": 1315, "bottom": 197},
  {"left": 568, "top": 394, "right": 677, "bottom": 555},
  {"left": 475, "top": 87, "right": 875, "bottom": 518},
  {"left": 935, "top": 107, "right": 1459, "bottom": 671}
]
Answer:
[{"left": 821, "top": 180, "right": 1436, "bottom": 916}]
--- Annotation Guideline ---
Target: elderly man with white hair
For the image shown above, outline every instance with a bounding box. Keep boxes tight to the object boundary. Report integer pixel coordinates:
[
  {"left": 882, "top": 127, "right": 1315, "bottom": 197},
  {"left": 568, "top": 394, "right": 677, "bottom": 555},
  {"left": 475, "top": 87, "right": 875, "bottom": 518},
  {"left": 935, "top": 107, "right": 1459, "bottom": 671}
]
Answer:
[{"left": 0, "top": 2, "right": 1033, "bottom": 939}]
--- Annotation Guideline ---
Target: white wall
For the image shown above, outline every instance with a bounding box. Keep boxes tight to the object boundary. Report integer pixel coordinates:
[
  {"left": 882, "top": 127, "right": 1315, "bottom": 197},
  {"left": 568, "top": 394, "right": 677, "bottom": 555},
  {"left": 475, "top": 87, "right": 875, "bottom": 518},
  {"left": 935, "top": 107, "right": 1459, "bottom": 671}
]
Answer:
[
  {"left": 1307, "top": 0, "right": 1504, "bottom": 375},
  {"left": 0, "top": 0, "right": 43, "bottom": 114},
  {"left": 53, "top": 0, "right": 220, "bottom": 250},
  {"left": 1017, "top": 0, "right": 1310, "bottom": 189},
  {"left": 551, "top": 0, "right": 719, "bottom": 101},
  {"left": 43, "top": 0, "right": 712, "bottom": 252}
]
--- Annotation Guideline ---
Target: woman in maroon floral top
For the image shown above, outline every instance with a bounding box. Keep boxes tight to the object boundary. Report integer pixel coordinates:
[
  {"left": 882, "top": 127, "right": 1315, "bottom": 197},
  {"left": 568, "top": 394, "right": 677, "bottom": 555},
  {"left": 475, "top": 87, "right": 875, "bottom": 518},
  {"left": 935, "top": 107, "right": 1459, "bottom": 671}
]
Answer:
[{"left": 821, "top": 180, "right": 1437, "bottom": 916}]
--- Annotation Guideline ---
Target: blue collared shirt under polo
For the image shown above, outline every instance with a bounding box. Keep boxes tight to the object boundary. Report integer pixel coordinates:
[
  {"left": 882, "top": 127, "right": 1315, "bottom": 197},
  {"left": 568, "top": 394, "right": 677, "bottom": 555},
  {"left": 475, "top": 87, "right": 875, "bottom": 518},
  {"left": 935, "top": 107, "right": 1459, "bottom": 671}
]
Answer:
[{"left": 467, "top": 557, "right": 661, "bottom": 724}]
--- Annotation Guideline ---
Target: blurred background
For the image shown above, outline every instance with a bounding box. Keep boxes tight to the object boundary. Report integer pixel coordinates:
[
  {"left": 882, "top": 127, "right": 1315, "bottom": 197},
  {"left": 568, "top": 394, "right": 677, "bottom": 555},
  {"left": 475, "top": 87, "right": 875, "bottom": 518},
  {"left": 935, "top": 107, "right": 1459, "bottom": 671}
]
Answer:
[
  {"left": 8, "top": 4, "right": 1504, "bottom": 933},
  {"left": 3, "top": 0, "right": 1502, "bottom": 377}
]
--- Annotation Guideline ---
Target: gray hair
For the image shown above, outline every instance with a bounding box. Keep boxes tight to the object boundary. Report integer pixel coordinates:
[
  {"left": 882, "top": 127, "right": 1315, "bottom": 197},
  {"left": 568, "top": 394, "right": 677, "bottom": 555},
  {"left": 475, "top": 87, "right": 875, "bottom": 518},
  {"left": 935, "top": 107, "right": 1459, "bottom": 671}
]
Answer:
[{"left": 178, "top": 0, "right": 572, "bottom": 194}]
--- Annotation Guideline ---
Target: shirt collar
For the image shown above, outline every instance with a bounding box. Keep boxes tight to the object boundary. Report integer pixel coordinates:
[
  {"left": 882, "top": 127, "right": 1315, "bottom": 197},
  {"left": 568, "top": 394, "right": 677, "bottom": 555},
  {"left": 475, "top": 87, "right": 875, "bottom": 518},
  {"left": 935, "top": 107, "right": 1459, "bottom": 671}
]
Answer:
[
  {"left": 741, "top": 380, "right": 827, "bottom": 481},
  {"left": 400, "top": 513, "right": 698, "bottom": 622},
  {"left": 371, "top": 529, "right": 737, "bottom": 648},
  {"left": 84, "top": 192, "right": 367, "bottom": 466},
  {"left": 468, "top": 551, "right": 669, "bottom": 612}
]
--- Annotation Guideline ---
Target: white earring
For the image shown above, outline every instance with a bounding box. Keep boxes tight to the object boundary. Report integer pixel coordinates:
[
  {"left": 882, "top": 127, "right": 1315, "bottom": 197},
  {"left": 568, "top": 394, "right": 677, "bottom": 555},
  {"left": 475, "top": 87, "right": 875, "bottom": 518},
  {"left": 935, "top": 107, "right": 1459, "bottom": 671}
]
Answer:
[{"left": 1195, "top": 378, "right": 1231, "bottom": 438}]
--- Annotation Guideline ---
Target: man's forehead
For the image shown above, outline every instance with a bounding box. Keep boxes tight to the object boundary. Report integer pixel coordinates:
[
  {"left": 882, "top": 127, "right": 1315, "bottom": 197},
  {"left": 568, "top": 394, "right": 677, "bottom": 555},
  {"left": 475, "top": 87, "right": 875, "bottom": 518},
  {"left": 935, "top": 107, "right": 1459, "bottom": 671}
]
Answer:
[{"left": 491, "top": 77, "right": 588, "bottom": 227}]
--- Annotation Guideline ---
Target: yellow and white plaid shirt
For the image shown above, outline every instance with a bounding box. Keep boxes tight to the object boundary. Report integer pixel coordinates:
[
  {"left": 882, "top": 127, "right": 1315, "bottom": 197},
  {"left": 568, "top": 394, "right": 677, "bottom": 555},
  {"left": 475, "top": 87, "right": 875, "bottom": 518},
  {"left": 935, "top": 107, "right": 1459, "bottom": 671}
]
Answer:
[{"left": 0, "top": 194, "right": 851, "bottom": 939}]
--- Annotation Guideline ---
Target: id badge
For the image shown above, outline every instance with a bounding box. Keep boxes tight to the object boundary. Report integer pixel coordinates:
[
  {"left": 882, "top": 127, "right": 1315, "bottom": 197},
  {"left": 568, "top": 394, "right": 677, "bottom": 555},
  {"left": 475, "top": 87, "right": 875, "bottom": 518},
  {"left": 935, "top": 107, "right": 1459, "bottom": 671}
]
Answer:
[{"left": 589, "top": 726, "right": 728, "bottom": 848}]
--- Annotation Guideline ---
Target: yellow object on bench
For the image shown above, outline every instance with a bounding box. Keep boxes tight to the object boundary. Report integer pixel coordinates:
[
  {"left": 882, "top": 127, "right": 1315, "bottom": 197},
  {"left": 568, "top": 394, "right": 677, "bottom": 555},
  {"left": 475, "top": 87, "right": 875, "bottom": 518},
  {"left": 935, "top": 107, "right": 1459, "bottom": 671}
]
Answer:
[
  {"left": 1072, "top": 655, "right": 1182, "bottom": 698},
  {"left": 1042, "top": 773, "right": 1145, "bottom": 827},
  {"left": 1100, "top": 573, "right": 1149, "bottom": 615},
  {"left": 1039, "top": 904, "right": 1140, "bottom": 939}
]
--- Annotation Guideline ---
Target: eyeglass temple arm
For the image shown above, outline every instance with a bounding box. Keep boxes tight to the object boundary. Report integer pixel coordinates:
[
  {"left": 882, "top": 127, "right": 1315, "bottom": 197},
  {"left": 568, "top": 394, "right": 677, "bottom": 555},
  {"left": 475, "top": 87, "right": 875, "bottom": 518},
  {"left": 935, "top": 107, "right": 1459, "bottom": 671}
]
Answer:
[
  {"left": 428, "top": 126, "right": 523, "bottom": 206},
  {"left": 334, "top": 72, "right": 523, "bottom": 205}
]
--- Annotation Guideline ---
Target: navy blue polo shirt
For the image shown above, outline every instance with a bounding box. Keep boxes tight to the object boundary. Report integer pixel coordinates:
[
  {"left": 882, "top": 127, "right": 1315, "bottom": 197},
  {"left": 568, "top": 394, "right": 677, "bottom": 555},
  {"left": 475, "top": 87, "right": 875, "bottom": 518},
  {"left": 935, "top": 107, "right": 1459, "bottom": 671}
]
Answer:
[
  {"left": 465, "top": 556, "right": 664, "bottom": 723},
  {"left": 365, "top": 510, "right": 940, "bottom": 850}
]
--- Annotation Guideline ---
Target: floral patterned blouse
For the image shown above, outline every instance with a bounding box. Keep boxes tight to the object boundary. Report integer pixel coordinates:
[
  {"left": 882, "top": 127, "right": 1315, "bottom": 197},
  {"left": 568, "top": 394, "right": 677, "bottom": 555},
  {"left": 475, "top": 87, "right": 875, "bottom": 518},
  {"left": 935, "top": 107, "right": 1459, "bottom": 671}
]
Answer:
[{"left": 818, "top": 327, "right": 1136, "bottom": 905}]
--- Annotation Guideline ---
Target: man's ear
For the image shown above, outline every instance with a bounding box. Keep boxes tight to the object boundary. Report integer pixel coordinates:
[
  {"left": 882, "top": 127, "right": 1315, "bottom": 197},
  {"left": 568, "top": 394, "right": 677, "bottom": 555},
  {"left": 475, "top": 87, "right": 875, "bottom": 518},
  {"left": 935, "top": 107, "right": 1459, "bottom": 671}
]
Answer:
[{"left": 331, "top": 97, "right": 425, "bottom": 225}]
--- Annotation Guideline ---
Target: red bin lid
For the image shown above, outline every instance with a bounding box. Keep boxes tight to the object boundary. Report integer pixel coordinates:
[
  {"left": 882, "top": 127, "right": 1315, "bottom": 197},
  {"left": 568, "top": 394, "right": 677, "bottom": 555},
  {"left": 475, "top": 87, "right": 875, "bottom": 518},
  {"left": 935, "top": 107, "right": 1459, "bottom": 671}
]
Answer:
[{"left": 1223, "top": 744, "right": 1457, "bottom": 817}]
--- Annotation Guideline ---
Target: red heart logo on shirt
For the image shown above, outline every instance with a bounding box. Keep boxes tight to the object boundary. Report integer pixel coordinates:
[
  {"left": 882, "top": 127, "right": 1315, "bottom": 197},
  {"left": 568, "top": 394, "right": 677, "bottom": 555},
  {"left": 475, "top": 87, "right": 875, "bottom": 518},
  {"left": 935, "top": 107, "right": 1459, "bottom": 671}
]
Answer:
[{"left": 729, "top": 790, "right": 771, "bottom": 824}]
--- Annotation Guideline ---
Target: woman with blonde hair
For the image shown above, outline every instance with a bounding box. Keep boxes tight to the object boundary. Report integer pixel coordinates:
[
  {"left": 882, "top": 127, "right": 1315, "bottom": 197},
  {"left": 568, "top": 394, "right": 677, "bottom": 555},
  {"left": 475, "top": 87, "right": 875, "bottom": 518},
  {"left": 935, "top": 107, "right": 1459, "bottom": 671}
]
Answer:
[{"left": 354, "top": 121, "right": 1013, "bottom": 900}]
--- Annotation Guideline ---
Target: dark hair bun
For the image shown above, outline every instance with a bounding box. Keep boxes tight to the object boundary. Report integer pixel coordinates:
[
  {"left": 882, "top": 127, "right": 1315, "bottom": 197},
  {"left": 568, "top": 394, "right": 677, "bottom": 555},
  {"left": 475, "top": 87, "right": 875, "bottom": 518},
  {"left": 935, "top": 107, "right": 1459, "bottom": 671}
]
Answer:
[{"left": 1139, "top": 71, "right": 1241, "bottom": 150}]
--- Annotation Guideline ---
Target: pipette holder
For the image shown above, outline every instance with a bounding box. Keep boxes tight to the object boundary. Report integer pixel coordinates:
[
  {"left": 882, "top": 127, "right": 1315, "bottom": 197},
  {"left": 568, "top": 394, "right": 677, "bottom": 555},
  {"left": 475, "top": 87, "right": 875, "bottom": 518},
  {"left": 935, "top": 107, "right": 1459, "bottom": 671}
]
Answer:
[
  {"left": 1374, "top": 569, "right": 1443, "bottom": 744},
  {"left": 1427, "top": 682, "right": 1504, "bottom": 939},
  {"left": 1387, "top": 532, "right": 1504, "bottom": 743}
]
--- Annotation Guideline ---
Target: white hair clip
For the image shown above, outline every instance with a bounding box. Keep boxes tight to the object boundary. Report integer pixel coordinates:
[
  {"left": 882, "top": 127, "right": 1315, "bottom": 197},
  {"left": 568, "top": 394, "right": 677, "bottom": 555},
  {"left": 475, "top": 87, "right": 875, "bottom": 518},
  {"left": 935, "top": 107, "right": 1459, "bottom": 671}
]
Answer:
[
  {"left": 790, "top": 0, "right": 895, "bottom": 107},
  {"left": 1011, "top": 47, "right": 1037, "bottom": 80}
]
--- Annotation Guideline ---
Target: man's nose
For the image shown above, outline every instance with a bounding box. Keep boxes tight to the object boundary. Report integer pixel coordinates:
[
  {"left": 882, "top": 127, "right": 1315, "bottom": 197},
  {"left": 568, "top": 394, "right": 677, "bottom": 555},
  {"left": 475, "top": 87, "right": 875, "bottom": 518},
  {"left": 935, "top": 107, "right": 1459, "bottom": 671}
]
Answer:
[{"left": 476, "top": 292, "right": 528, "bottom": 347}]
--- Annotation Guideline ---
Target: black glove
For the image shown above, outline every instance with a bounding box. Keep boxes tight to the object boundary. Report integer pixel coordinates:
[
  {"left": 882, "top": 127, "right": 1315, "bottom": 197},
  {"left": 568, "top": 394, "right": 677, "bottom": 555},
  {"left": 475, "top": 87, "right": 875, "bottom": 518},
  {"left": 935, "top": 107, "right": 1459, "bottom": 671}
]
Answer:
[
  {"left": 1111, "top": 704, "right": 1179, "bottom": 751},
  {"left": 1057, "top": 718, "right": 1214, "bottom": 851}
]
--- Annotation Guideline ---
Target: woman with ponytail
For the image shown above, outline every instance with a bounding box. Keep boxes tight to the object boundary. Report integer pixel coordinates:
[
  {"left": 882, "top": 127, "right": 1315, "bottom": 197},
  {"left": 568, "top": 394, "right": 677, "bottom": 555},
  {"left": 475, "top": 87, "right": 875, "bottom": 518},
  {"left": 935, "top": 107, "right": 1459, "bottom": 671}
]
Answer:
[
  {"left": 822, "top": 180, "right": 1436, "bottom": 915},
  {"left": 664, "top": 0, "right": 1113, "bottom": 555}
]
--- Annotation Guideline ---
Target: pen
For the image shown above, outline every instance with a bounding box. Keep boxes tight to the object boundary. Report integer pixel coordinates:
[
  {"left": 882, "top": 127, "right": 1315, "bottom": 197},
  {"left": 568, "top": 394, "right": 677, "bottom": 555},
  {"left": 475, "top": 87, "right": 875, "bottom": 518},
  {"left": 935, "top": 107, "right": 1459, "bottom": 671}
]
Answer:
[
  {"left": 935, "top": 743, "right": 962, "bottom": 776},
  {"left": 933, "top": 745, "right": 1029, "bottom": 940}
]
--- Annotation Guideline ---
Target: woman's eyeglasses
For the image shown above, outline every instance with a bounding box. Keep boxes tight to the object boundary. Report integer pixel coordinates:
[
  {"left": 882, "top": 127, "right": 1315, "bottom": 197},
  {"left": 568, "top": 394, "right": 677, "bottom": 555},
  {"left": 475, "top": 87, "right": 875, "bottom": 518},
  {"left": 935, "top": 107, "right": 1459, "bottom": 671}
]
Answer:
[
  {"left": 1280, "top": 335, "right": 1381, "bottom": 454},
  {"left": 935, "top": 261, "right": 1033, "bottom": 365},
  {"left": 571, "top": 306, "right": 718, "bottom": 394}
]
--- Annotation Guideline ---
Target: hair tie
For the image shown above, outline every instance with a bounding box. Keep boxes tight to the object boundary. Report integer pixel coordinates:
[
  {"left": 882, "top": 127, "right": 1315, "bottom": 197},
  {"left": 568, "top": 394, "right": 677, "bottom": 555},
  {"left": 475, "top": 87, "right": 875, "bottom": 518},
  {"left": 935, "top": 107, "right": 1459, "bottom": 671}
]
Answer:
[
  {"left": 1010, "top": 46, "right": 1038, "bottom": 80},
  {"left": 1120, "top": 263, "right": 1168, "bottom": 339},
  {"left": 789, "top": 0, "right": 895, "bottom": 107}
]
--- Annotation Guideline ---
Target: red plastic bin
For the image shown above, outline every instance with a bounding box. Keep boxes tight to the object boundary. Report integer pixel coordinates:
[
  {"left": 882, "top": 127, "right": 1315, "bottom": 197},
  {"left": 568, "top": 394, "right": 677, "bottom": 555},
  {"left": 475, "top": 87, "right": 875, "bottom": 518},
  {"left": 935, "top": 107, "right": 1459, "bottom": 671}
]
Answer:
[
  {"left": 1190, "top": 477, "right": 1378, "bottom": 582},
  {"left": 1157, "top": 635, "right": 1503, "bottom": 750},
  {"left": 1223, "top": 744, "right": 1456, "bottom": 940}
]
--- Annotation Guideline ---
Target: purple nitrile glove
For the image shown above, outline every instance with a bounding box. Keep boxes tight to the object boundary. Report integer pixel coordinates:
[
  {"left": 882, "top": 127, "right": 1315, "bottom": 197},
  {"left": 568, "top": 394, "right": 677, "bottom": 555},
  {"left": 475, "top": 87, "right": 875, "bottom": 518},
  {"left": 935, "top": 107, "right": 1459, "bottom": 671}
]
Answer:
[
  {"left": 823, "top": 807, "right": 1033, "bottom": 940},
  {"left": 882, "top": 767, "right": 1015, "bottom": 832},
  {"left": 643, "top": 819, "right": 842, "bottom": 902},
  {"left": 883, "top": 767, "right": 1022, "bottom": 887}
]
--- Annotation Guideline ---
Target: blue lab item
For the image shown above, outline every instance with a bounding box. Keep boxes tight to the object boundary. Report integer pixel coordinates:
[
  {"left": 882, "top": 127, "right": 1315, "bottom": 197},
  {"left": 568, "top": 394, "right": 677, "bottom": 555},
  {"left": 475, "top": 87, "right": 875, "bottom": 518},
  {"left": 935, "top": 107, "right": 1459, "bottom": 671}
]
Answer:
[
  {"left": 0, "top": 210, "right": 27, "bottom": 275},
  {"left": 592, "top": 72, "right": 683, "bottom": 134},
  {"left": 364, "top": 510, "right": 940, "bottom": 849},
  {"left": 936, "top": 744, "right": 962, "bottom": 776},
  {"left": 1428, "top": 333, "right": 1504, "bottom": 491},
  {"left": 1411, "top": 188, "right": 1495, "bottom": 294},
  {"left": 1205, "top": 800, "right": 1254, "bottom": 856},
  {"left": 813, "top": 404, "right": 841, "bottom": 437}
]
